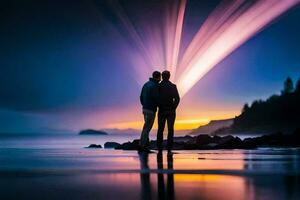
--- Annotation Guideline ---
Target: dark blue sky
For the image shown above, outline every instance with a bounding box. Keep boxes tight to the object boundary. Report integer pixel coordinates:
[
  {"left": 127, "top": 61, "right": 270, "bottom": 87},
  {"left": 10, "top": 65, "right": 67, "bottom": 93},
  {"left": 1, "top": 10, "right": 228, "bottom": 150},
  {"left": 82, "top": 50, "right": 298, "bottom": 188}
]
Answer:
[{"left": 1, "top": 0, "right": 300, "bottom": 133}]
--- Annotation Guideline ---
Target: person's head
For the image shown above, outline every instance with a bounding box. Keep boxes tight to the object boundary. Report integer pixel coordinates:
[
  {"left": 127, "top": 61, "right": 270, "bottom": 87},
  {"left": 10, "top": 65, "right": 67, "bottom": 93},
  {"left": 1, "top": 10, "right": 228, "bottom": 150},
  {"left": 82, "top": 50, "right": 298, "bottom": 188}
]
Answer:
[
  {"left": 162, "top": 70, "right": 171, "bottom": 81},
  {"left": 152, "top": 71, "right": 161, "bottom": 82}
]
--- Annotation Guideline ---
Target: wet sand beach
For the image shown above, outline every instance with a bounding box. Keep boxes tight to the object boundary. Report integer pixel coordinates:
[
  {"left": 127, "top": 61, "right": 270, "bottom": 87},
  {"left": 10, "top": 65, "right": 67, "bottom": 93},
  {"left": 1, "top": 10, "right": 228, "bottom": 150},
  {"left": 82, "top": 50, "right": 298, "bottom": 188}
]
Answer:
[{"left": 1, "top": 141, "right": 300, "bottom": 200}]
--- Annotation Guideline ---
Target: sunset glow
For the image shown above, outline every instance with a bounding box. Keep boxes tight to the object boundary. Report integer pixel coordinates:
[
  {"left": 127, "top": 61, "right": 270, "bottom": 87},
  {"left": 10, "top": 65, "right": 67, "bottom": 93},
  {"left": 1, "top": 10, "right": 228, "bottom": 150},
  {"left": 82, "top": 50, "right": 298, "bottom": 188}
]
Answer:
[
  {"left": 1, "top": 0, "right": 299, "bottom": 133},
  {"left": 1, "top": 1, "right": 300, "bottom": 200},
  {"left": 106, "top": 118, "right": 210, "bottom": 130}
]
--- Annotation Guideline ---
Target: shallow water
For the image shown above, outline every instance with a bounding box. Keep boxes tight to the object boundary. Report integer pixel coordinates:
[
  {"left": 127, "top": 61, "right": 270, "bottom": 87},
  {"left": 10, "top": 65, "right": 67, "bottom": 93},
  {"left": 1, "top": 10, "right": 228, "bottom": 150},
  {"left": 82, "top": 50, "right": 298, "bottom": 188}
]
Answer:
[{"left": 0, "top": 134, "right": 299, "bottom": 200}]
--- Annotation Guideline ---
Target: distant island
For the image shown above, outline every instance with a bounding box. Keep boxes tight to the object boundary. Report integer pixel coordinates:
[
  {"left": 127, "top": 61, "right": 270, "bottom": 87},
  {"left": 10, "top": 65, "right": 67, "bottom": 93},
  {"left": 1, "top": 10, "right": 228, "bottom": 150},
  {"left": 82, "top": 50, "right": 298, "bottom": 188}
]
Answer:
[{"left": 79, "top": 129, "right": 108, "bottom": 135}]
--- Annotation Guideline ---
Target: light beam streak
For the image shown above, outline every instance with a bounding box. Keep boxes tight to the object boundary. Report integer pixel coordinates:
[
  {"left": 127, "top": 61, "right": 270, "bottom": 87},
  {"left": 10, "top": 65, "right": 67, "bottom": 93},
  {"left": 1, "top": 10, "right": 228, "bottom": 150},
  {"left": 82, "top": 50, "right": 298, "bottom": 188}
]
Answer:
[
  {"left": 165, "top": 0, "right": 187, "bottom": 81},
  {"left": 176, "top": 0, "right": 299, "bottom": 96},
  {"left": 107, "top": 0, "right": 299, "bottom": 96}
]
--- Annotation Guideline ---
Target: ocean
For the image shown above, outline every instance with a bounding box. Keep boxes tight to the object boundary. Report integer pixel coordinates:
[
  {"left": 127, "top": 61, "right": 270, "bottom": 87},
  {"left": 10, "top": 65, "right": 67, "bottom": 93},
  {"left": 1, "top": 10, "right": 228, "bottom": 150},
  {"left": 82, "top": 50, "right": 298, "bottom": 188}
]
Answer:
[{"left": 0, "top": 133, "right": 299, "bottom": 200}]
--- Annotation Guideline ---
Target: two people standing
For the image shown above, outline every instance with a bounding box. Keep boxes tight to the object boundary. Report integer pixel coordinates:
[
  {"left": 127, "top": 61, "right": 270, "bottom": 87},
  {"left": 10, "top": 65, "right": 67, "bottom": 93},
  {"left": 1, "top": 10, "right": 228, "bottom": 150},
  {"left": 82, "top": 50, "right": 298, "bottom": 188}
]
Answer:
[{"left": 139, "top": 70, "right": 180, "bottom": 152}]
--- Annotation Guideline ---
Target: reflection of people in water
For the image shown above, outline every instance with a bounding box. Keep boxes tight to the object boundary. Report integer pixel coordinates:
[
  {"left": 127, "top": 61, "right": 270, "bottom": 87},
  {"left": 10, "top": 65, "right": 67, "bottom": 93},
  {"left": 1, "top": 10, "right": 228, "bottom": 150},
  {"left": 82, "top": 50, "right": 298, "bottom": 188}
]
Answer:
[
  {"left": 157, "top": 151, "right": 165, "bottom": 199},
  {"left": 139, "top": 152, "right": 175, "bottom": 200},
  {"left": 166, "top": 153, "right": 174, "bottom": 200},
  {"left": 157, "top": 152, "right": 175, "bottom": 200},
  {"left": 139, "top": 152, "right": 152, "bottom": 200}
]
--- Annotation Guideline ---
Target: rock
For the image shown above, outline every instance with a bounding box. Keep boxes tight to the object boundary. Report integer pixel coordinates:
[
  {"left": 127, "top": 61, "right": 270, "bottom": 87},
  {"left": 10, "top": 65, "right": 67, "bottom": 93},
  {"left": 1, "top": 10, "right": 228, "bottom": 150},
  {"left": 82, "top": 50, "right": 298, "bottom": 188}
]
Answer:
[
  {"left": 113, "top": 130, "right": 300, "bottom": 150},
  {"left": 132, "top": 139, "right": 140, "bottom": 146},
  {"left": 195, "top": 134, "right": 213, "bottom": 145},
  {"left": 249, "top": 132, "right": 283, "bottom": 146},
  {"left": 206, "top": 143, "right": 218, "bottom": 148},
  {"left": 79, "top": 129, "right": 108, "bottom": 135},
  {"left": 243, "top": 138, "right": 258, "bottom": 149},
  {"left": 288, "top": 129, "right": 300, "bottom": 146},
  {"left": 115, "top": 139, "right": 140, "bottom": 150},
  {"left": 182, "top": 142, "right": 198, "bottom": 150},
  {"left": 104, "top": 142, "right": 121, "bottom": 148},
  {"left": 218, "top": 135, "right": 235, "bottom": 144},
  {"left": 212, "top": 135, "right": 222, "bottom": 143},
  {"left": 172, "top": 142, "right": 186, "bottom": 150},
  {"left": 149, "top": 140, "right": 157, "bottom": 149},
  {"left": 174, "top": 135, "right": 193, "bottom": 142},
  {"left": 245, "top": 131, "right": 300, "bottom": 147},
  {"left": 215, "top": 135, "right": 243, "bottom": 149},
  {"left": 87, "top": 144, "right": 102, "bottom": 148}
]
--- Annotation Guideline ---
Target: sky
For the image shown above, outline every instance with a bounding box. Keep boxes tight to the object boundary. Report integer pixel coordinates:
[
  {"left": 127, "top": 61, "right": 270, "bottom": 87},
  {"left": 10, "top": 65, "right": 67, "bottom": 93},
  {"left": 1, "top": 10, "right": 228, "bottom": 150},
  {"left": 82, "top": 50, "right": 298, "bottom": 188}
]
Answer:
[{"left": 1, "top": 0, "right": 300, "bottom": 133}]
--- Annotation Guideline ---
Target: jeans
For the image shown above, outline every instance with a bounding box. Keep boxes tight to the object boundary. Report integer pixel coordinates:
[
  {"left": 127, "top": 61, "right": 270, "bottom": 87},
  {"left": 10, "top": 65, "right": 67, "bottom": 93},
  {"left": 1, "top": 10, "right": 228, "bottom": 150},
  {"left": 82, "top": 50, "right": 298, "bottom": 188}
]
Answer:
[
  {"left": 157, "top": 111, "right": 176, "bottom": 150},
  {"left": 140, "top": 109, "right": 156, "bottom": 148}
]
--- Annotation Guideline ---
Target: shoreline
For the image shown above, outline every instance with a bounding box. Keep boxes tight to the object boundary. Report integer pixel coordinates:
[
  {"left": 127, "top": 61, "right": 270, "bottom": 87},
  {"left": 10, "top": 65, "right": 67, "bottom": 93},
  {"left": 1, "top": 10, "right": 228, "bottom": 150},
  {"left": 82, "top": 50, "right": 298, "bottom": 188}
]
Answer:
[{"left": 110, "top": 132, "right": 300, "bottom": 150}]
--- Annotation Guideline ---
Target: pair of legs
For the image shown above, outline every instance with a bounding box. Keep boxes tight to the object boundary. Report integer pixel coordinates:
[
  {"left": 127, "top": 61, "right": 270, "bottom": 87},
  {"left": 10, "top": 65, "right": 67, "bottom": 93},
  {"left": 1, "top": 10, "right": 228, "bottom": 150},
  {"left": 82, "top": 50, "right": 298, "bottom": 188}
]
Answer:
[
  {"left": 140, "top": 109, "right": 156, "bottom": 149},
  {"left": 157, "top": 111, "right": 176, "bottom": 150}
]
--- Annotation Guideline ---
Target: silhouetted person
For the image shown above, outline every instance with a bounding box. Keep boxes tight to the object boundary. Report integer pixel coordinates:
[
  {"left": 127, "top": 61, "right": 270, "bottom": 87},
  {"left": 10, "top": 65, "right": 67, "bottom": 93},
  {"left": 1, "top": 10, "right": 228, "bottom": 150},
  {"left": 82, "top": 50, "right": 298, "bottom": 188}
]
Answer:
[
  {"left": 157, "top": 70, "right": 180, "bottom": 152},
  {"left": 140, "top": 71, "right": 161, "bottom": 151}
]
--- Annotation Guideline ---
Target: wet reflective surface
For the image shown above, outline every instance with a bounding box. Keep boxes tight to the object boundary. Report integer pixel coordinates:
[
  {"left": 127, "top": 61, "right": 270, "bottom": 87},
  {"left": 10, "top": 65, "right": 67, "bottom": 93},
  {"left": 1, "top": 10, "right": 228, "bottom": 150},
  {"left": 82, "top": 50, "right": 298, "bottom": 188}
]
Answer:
[
  {"left": 0, "top": 148, "right": 300, "bottom": 200},
  {"left": 0, "top": 135, "right": 300, "bottom": 199}
]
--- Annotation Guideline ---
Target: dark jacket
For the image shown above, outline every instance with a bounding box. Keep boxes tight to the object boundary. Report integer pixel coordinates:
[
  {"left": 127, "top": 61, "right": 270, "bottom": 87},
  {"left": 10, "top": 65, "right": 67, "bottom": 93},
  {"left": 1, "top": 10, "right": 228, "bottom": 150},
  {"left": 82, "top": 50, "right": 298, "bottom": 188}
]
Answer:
[
  {"left": 140, "top": 78, "right": 160, "bottom": 112},
  {"left": 158, "top": 80, "right": 180, "bottom": 112}
]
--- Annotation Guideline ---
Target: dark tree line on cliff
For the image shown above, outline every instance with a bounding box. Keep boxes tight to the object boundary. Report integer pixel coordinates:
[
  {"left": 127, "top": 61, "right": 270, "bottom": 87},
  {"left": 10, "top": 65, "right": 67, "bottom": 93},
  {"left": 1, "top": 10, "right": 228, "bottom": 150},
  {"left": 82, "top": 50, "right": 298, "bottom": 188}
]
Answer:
[{"left": 232, "top": 77, "right": 300, "bottom": 132}]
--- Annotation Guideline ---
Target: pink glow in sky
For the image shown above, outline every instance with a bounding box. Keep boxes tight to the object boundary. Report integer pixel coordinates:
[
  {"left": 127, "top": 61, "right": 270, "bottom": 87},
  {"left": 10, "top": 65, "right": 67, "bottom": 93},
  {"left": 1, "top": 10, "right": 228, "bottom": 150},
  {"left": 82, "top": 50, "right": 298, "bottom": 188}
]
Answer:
[
  {"left": 111, "top": 0, "right": 299, "bottom": 96},
  {"left": 177, "top": 0, "right": 300, "bottom": 96}
]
